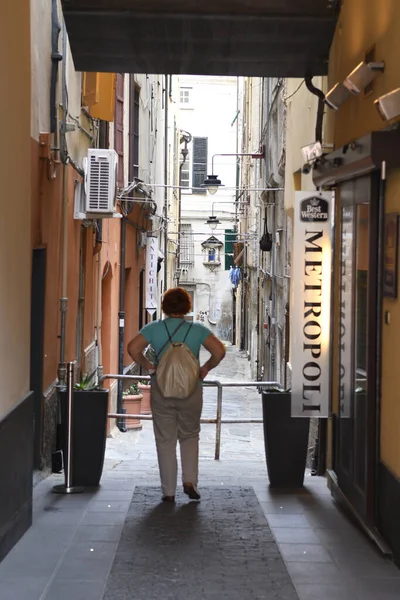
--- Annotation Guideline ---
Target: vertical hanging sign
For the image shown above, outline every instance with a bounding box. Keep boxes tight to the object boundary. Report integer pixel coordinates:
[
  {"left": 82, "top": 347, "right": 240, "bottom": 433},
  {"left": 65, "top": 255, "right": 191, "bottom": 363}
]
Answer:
[
  {"left": 291, "top": 191, "right": 334, "bottom": 418},
  {"left": 145, "top": 235, "right": 159, "bottom": 315}
]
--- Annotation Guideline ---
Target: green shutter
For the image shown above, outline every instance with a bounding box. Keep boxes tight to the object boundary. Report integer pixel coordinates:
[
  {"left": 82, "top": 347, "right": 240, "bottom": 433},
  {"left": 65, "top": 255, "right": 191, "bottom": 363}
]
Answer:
[
  {"left": 192, "top": 137, "right": 207, "bottom": 194},
  {"left": 225, "top": 229, "right": 236, "bottom": 270}
]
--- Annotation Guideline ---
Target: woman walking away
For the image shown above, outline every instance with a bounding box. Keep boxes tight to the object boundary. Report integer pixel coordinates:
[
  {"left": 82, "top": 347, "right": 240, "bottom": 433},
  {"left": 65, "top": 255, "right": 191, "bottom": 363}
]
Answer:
[{"left": 128, "top": 287, "right": 226, "bottom": 503}]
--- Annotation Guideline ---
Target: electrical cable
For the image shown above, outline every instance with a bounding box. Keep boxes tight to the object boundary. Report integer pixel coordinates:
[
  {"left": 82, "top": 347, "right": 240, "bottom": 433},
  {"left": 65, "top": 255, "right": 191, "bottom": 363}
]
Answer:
[{"left": 282, "top": 79, "right": 305, "bottom": 103}]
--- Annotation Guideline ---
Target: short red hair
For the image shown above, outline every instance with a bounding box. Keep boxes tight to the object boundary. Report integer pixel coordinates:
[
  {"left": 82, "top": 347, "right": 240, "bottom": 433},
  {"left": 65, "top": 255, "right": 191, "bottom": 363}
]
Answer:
[{"left": 161, "top": 287, "right": 192, "bottom": 316}]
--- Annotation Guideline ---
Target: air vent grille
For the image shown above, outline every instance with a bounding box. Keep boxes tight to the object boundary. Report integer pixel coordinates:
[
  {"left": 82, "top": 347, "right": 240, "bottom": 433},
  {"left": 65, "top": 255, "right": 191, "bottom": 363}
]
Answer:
[{"left": 88, "top": 155, "right": 111, "bottom": 211}]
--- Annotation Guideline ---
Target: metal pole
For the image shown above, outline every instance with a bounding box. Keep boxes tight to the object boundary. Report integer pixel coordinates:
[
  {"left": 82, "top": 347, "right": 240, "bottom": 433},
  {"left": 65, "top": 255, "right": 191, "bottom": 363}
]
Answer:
[
  {"left": 215, "top": 383, "right": 223, "bottom": 460},
  {"left": 53, "top": 362, "right": 83, "bottom": 494},
  {"left": 108, "top": 413, "right": 264, "bottom": 425}
]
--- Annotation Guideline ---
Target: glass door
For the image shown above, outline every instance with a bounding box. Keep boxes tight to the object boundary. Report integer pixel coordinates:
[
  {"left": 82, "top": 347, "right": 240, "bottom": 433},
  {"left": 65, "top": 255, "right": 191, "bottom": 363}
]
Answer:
[{"left": 336, "top": 176, "right": 378, "bottom": 521}]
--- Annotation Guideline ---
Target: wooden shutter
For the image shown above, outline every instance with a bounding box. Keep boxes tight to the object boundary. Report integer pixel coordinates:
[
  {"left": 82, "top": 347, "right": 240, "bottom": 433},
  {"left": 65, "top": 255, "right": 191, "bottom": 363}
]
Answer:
[
  {"left": 114, "top": 74, "right": 124, "bottom": 187},
  {"left": 82, "top": 72, "right": 100, "bottom": 106},
  {"left": 90, "top": 73, "right": 116, "bottom": 122},
  {"left": 192, "top": 136, "right": 207, "bottom": 194},
  {"left": 225, "top": 229, "right": 236, "bottom": 270}
]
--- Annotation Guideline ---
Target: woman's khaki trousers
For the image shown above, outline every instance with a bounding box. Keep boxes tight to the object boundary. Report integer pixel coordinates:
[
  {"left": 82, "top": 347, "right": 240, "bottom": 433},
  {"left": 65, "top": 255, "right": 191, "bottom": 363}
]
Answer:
[{"left": 150, "top": 381, "right": 203, "bottom": 497}]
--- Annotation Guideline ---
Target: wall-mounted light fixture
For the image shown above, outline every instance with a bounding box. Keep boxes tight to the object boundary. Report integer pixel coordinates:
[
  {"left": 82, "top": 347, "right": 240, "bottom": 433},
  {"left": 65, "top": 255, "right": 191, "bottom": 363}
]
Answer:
[
  {"left": 202, "top": 149, "right": 265, "bottom": 194},
  {"left": 343, "top": 61, "right": 384, "bottom": 95},
  {"left": 325, "top": 83, "right": 350, "bottom": 110},
  {"left": 375, "top": 88, "right": 400, "bottom": 121},
  {"left": 205, "top": 215, "right": 221, "bottom": 231},
  {"left": 202, "top": 175, "right": 223, "bottom": 195}
]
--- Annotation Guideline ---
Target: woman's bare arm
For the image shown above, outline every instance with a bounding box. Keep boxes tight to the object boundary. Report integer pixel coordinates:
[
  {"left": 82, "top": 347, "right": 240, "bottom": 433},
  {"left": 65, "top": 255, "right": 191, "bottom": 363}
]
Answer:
[
  {"left": 127, "top": 334, "right": 156, "bottom": 372},
  {"left": 200, "top": 334, "right": 226, "bottom": 379}
]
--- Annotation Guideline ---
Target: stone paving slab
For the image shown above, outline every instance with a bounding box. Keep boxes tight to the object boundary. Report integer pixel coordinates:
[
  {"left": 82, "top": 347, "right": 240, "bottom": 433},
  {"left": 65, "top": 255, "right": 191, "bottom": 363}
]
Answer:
[
  {"left": 102, "top": 486, "right": 299, "bottom": 600},
  {"left": 1, "top": 346, "right": 400, "bottom": 600}
]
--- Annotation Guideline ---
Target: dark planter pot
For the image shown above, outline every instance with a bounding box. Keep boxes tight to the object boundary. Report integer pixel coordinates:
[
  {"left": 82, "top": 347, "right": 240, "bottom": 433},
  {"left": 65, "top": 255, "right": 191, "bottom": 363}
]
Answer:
[
  {"left": 60, "top": 388, "right": 109, "bottom": 487},
  {"left": 262, "top": 392, "right": 310, "bottom": 489}
]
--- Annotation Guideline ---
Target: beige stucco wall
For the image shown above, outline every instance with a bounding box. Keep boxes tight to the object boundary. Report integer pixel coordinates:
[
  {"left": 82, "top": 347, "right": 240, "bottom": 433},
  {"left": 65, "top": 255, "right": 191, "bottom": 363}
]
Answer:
[
  {"left": 328, "top": 0, "right": 400, "bottom": 148},
  {"left": 0, "top": 0, "right": 32, "bottom": 419},
  {"left": 327, "top": 0, "right": 400, "bottom": 479},
  {"left": 284, "top": 77, "right": 328, "bottom": 215},
  {"left": 31, "top": 0, "right": 87, "bottom": 162}
]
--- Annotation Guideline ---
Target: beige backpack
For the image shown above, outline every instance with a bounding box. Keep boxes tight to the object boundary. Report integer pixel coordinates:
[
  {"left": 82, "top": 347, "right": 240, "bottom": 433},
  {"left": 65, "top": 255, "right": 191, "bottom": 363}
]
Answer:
[{"left": 155, "top": 321, "right": 200, "bottom": 399}]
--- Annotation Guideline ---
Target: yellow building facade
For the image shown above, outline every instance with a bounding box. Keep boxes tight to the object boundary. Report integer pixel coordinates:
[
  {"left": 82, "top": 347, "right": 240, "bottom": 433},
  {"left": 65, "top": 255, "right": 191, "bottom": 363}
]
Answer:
[{"left": 286, "top": 0, "right": 400, "bottom": 565}]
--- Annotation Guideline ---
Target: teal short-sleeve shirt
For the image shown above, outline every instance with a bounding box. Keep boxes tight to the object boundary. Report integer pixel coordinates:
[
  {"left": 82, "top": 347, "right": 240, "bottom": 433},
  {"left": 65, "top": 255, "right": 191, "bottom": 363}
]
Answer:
[{"left": 140, "top": 318, "right": 211, "bottom": 361}]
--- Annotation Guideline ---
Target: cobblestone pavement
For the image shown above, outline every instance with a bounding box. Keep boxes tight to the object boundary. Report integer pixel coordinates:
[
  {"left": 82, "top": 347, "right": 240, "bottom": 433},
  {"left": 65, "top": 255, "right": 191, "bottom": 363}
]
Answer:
[{"left": 0, "top": 345, "right": 400, "bottom": 600}]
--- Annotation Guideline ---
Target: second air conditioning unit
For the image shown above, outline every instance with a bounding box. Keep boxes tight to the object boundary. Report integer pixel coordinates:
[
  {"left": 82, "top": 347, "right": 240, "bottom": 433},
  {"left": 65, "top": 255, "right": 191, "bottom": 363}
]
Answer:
[{"left": 84, "top": 149, "right": 118, "bottom": 216}]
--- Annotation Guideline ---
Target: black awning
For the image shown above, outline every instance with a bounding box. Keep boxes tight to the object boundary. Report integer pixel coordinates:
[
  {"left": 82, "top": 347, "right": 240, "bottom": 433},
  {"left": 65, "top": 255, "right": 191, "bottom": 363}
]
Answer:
[{"left": 61, "top": 1, "right": 340, "bottom": 77}]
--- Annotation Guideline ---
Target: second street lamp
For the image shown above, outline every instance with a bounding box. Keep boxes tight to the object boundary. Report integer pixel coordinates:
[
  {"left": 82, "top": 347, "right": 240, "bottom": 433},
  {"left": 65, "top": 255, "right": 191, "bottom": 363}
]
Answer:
[
  {"left": 205, "top": 215, "right": 221, "bottom": 231},
  {"left": 202, "top": 149, "right": 265, "bottom": 194},
  {"left": 202, "top": 174, "right": 223, "bottom": 195}
]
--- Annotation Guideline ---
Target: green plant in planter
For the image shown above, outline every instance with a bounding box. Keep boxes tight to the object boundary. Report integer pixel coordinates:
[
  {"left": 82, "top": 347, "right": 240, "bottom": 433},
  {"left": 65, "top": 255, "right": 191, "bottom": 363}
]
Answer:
[
  {"left": 138, "top": 379, "right": 151, "bottom": 387},
  {"left": 74, "top": 372, "right": 98, "bottom": 391},
  {"left": 123, "top": 382, "right": 141, "bottom": 397}
]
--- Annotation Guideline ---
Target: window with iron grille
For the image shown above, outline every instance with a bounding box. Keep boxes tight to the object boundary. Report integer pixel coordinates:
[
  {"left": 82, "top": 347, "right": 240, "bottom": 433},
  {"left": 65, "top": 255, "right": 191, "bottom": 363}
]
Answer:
[
  {"left": 180, "top": 224, "right": 194, "bottom": 266},
  {"left": 192, "top": 137, "right": 208, "bottom": 194}
]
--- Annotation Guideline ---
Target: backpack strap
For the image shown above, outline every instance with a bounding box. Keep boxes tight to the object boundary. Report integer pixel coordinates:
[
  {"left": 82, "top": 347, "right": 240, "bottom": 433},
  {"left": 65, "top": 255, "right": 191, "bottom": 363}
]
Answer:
[
  {"left": 183, "top": 322, "right": 193, "bottom": 344},
  {"left": 155, "top": 320, "right": 186, "bottom": 362}
]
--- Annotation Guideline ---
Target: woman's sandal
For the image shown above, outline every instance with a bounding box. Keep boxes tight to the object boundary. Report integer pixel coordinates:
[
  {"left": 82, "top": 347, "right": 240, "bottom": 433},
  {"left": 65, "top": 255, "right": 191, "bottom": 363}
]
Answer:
[{"left": 183, "top": 483, "right": 201, "bottom": 500}]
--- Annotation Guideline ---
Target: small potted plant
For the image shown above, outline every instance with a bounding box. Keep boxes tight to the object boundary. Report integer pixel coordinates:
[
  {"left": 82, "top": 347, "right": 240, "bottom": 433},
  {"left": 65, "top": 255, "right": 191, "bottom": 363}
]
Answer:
[
  {"left": 138, "top": 379, "right": 151, "bottom": 414},
  {"left": 122, "top": 383, "right": 143, "bottom": 430}
]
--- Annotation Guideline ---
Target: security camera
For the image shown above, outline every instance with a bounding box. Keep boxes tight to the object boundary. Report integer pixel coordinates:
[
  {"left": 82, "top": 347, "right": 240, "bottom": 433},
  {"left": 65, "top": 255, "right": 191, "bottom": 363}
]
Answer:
[{"left": 301, "top": 162, "right": 312, "bottom": 175}]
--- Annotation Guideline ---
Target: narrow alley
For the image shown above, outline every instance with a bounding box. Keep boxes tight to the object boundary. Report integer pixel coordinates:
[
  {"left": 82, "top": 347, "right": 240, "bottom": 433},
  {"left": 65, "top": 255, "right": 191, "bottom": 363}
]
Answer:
[
  {"left": 1, "top": 348, "right": 399, "bottom": 600},
  {"left": 3, "top": 2, "right": 400, "bottom": 598}
]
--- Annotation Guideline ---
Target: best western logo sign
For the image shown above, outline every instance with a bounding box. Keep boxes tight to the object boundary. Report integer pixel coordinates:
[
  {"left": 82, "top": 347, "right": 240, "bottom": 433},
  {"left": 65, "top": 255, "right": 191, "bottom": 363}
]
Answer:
[
  {"left": 300, "top": 196, "right": 329, "bottom": 222},
  {"left": 291, "top": 192, "right": 334, "bottom": 418}
]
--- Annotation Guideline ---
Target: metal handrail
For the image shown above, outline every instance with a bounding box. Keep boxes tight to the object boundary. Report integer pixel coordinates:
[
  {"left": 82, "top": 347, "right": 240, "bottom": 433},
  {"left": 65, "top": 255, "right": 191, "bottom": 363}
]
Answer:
[{"left": 101, "top": 374, "right": 281, "bottom": 460}]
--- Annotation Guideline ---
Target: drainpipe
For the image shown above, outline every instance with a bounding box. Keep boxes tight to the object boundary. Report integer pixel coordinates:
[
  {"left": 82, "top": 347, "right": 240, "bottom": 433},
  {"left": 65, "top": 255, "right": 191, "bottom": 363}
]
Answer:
[
  {"left": 50, "top": 0, "right": 62, "bottom": 134},
  {"left": 177, "top": 132, "right": 191, "bottom": 285},
  {"left": 96, "top": 222, "right": 103, "bottom": 381},
  {"left": 240, "top": 203, "right": 248, "bottom": 351},
  {"left": 305, "top": 76, "right": 325, "bottom": 144},
  {"left": 117, "top": 218, "right": 127, "bottom": 432},
  {"left": 269, "top": 191, "right": 277, "bottom": 382},
  {"left": 163, "top": 75, "right": 169, "bottom": 293},
  {"left": 57, "top": 20, "right": 69, "bottom": 386}
]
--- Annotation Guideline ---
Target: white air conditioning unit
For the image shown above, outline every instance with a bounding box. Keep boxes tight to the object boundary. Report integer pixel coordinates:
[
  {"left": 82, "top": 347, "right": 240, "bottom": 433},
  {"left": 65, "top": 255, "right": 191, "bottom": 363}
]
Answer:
[{"left": 84, "top": 149, "right": 118, "bottom": 216}]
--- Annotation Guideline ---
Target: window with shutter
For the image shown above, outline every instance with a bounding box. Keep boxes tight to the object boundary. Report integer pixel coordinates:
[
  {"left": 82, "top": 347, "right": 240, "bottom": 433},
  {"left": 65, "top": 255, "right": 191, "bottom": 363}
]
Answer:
[
  {"left": 192, "top": 137, "right": 207, "bottom": 194},
  {"left": 89, "top": 73, "right": 116, "bottom": 122},
  {"left": 225, "top": 229, "right": 237, "bottom": 270},
  {"left": 114, "top": 74, "right": 124, "bottom": 187},
  {"left": 133, "top": 87, "right": 140, "bottom": 179},
  {"left": 82, "top": 72, "right": 100, "bottom": 106}
]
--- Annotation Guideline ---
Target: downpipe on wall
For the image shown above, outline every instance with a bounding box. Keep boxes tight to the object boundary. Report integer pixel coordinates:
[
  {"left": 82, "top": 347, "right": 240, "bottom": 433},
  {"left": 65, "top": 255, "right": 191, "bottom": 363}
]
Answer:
[
  {"left": 117, "top": 217, "right": 127, "bottom": 432},
  {"left": 96, "top": 221, "right": 103, "bottom": 382},
  {"left": 57, "top": 20, "right": 69, "bottom": 386},
  {"left": 268, "top": 192, "right": 277, "bottom": 382},
  {"left": 163, "top": 76, "right": 169, "bottom": 292}
]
